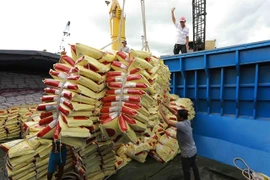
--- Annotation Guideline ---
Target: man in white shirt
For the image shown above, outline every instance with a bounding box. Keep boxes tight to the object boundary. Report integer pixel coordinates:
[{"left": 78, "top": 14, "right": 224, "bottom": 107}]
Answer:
[
  {"left": 171, "top": 7, "right": 189, "bottom": 54},
  {"left": 121, "top": 40, "right": 130, "bottom": 53}
]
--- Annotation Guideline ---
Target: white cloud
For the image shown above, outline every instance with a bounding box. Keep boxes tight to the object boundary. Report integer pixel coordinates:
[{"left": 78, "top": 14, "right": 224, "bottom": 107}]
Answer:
[{"left": 0, "top": 0, "right": 269, "bottom": 56}]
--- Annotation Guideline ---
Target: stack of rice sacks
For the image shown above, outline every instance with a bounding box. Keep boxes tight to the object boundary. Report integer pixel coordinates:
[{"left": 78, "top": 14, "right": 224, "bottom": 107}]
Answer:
[
  {"left": 0, "top": 105, "right": 38, "bottom": 141},
  {"left": 34, "top": 43, "right": 117, "bottom": 179},
  {"left": 99, "top": 49, "right": 178, "bottom": 163},
  {"left": 73, "top": 138, "right": 117, "bottom": 180},
  {"left": 36, "top": 44, "right": 108, "bottom": 145},
  {"left": 0, "top": 137, "right": 73, "bottom": 180},
  {"left": 99, "top": 50, "right": 171, "bottom": 144},
  {"left": 0, "top": 107, "right": 21, "bottom": 141}
]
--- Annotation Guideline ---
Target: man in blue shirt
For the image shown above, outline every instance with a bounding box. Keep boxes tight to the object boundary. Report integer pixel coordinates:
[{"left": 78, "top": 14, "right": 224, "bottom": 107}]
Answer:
[
  {"left": 47, "top": 141, "right": 67, "bottom": 180},
  {"left": 159, "top": 102, "right": 200, "bottom": 180}
]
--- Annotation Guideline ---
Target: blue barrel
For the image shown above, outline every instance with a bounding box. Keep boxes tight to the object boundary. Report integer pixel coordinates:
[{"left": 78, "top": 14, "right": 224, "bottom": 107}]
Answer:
[{"left": 162, "top": 40, "right": 270, "bottom": 175}]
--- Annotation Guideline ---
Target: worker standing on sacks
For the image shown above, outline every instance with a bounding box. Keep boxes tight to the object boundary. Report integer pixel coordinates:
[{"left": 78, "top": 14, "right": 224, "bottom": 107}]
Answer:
[
  {"left": 120, "top": 40, "right": 130, "bottom": 53},
  {"left": 159, "top": 102, "right": 200, "bottom": 180},
  {"left": 47, "top": 141, "right": 67, "bottom": 180},
  {"left": 171, "top": 7, "right": 189, "bottom": 54}
]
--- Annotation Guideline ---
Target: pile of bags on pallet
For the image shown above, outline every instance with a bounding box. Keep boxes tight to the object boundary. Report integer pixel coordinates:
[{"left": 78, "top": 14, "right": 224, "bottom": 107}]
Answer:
[
  {"left": 0, "top": 42, "right": 196, "bottom": 180},
  {"left": 0, "top": 137, "right": 71, "bottom": 180},
  {"left": 0, "top": 105, "right": 37, "bottom": 141}
]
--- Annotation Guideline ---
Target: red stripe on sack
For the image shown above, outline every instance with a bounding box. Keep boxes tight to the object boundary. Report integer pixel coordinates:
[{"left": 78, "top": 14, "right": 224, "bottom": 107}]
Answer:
[
  {"left": 62, "top": 55, "right": 75, "bottom": 66},
  {"left": 117, "top": 51, "right": 128, "bottom": 59},
  {"left": 129, "top": 68, "right": 141, "bottom": 74},
  {"left": 126, "top": 89, "right": 145, "bottom": 95},
  {"left": 112, "top": 61, "right": 126, "bottom": 69},
  {"left": 105, "top": 77, "right": 117, "bottom": 83},
  {"left": 37, "top": 104, "right": 46, "bottom": 111},
  {"left": 102, "top": 102, "right": 113, "bottom": 106},
  {"left": 122, "top": 106, "right": 137, "bottom": 116},
  {"left": 41, "top": 95, "right": 55, "bottom": 102},
  {"left": 65, "top": 84, "right": 78, "bottom": 90},
  {"left": 62, "top": 100, "right": 73, "bottom": 110},
  {"left": 119, "top": 115, "right": 128, "bottom": 132},
  {"left": 106, "top": 90, "right": 117, "bottom": 95},
  {"left": 102, "top": 96, "right": 117, "bottom": 102},
  {"left": 145, "top": 57, "right": 151, "bottom": 62},
  {"left": 61, "top": 114, "right": 68, "bottom": 124},
  {"left": 107, "top": 71, "right": 123, "bottom": 77},
  {"left": 117, "top": 160, "right": 123, "bottom": 166},
  {"left": 122, "top": 114, "right": 136, "bottom": 125},
  {"left": 37, "top": 125, "right": 53, "bottom": 137},
  {"left": 134, "top": 83, "right": 147, "bottom": 88},
  {"left": 53, "top": 122, "right": 61, "bottom": 140},
  {"left": 67, "top": 75, "right": 80, "bottom": 81},
  {"left": 100, "top": 116, "right": 114, "bottom": 124},
  {"left": 135, "top": 151, "right": 144, "bottom": 156},
  {"left": 70, "top": 67, "right": 79, "bottom": 73},
  {"left": 58, "top": 105, "right": 69, "bottom": 116},
  {"left": 71, "top": 45, "right": 76, "bottom": 55},
  {"left": 43, "top": 79, "right": 61, "bottom": 87},
  {"left": 23, "top": 123, "right": 28, "bottom": 131},
  {"left": 100, "top": 107, "right": 110, "bottom": 113},
  {"left": 123, "top": 102, "right": 141, "bottom": 109},
  {"left": 44, "top": 88, "right": 58, "bottom": 95},
  {"left": 127, "top": 74, "right": 142, "bottom": 81},
  {"left": 49, "top": 69, "right": 60, "bottom": 77},
  {"left": 54, "top": 63, "right": 71, "bottom": 73},
  {"left": 108, "top": 82, "right": 122, "bottom": 88},
  {"left": 125, "top": 96, "right": 140, "bottom": 103},
  {"left": 100, "top": 112, "right": 117, "bottom": 119},
  {"left": 75, "top": 56, "right": 84, "bottom": 64},
  {"left": 83, "top": 64, "right": 99, "bottom": 72},
  {"left": 40, "top": 111, "right": 53, "bottom": 119},
  {"left": 39, "top": 116, "right": 54, "bottom": 125},
  {"left": 62, "top": 91, "right": 72, "bottom": 100}
]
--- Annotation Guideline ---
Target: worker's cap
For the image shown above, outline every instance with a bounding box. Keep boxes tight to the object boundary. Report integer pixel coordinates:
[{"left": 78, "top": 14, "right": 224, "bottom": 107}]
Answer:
[
  {"left": 122, "top": 40, "right": 127, "bottom": 43},
  {"left": 180, "top": 17, "right": 186, "bottom": 22}
]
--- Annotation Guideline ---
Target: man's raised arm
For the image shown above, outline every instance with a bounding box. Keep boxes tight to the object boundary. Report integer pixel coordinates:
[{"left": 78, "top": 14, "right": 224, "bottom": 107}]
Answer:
[{"left": 171, "top": 7, "right": 176, "bottom": 24}]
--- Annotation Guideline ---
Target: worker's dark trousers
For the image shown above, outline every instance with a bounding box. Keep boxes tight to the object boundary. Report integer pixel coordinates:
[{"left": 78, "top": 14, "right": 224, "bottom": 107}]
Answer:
[
  {"left": 173, "top": 44, "right": 187, "bottom": 54},
  {"left": 181, "top": 154, "right": 201, "bottom": 180}
]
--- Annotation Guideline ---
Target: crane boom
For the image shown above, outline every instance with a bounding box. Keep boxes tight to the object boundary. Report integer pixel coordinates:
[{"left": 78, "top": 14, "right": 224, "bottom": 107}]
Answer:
[
  {"left": 58, "top": 21, "right": 70, "bottom": 54},
  {"left": 109, "top": 0, "right": 126, "bottom": 50}
]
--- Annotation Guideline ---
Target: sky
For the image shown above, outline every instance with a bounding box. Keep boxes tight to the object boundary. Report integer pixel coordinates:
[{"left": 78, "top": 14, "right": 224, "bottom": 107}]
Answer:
[{"left": 0, "top": 0, "right": 269, "bottom": 56}]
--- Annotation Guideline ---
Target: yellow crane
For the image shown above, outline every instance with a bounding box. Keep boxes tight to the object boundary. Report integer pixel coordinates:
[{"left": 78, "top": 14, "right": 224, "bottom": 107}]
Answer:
[{"left": 107, "top": 0, "right": 126, "bottom": 51}]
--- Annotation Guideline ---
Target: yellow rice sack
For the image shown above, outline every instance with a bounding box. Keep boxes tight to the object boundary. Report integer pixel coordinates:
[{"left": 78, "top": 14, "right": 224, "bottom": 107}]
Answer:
[{"left": 74, "top": 43, "right": 104, "bottom": 59}]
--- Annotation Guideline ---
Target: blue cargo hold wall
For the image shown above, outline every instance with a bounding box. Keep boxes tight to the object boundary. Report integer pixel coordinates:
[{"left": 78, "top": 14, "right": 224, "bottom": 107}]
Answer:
[{"left": 162, "top": 40, "right": 270, "bottom": 175}]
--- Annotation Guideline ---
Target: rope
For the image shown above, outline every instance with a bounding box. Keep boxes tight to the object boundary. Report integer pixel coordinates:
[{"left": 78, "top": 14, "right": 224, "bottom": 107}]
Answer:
[
  {"left": 62, "top": 171, "right": 83, "bottom": 180},
  {"left": 233, "top": 157, "right": 269, "bottom": 180},
  {"left": 117, "top": 0, "right": 126, "bottom": 51},
  {"left": 140, "top": 0, "right": 150, "bottom": 52},
  {"left": 101, "top": 0, "right": 126, "bottom": 50}
]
